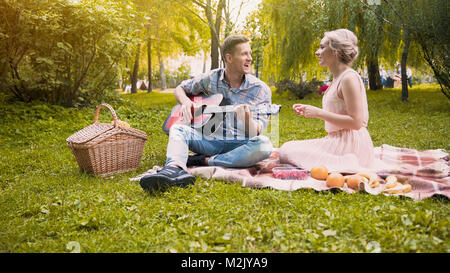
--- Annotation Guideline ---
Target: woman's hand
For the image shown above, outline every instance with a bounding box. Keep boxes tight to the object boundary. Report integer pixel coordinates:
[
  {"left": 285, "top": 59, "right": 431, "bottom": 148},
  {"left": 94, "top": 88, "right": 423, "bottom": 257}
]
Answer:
[{"left": 293, "top": 104, "right": 322, "bottom": 119}]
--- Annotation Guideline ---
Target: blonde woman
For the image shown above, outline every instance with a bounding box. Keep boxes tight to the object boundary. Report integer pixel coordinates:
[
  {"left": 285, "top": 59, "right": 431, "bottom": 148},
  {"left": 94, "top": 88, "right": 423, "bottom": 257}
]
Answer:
[{"left": 280, "top": 29, "right": 375, "bottom": 173}]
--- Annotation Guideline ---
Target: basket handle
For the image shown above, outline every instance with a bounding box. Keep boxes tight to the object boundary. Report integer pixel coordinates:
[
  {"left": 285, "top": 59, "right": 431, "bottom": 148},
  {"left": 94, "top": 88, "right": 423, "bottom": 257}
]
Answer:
[{"left": 94, "top": 103, "right": 119, "bottom": 127}]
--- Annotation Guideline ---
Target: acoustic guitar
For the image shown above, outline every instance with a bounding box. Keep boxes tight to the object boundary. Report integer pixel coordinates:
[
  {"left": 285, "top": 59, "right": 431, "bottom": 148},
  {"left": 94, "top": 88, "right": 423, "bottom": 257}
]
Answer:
[{"left": 162, "top": 93, "right": 281, "bottom": 136}]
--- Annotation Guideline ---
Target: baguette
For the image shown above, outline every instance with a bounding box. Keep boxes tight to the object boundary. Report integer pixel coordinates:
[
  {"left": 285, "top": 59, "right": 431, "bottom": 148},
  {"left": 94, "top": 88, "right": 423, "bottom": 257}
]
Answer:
[{"left": 384, "top": 183, "right": 412, "bottom": 194}]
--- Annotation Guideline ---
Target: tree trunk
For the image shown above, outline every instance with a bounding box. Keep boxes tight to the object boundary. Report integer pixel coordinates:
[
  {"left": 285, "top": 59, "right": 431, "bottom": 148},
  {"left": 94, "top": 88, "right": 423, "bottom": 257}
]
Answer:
[
  {"left": 131, "top": 44, "right": 141, "bottom": 94},
  {"left": 401, "top": 29, "right": 410, "bottom": 101},
  {"left": 255, "top": 38, "right": 260, "bottom": 78},
  {"left": 366, "top": 55, "right": 382, "bottom": 90},
  {"left": 147, "top": 36, "right": 152, "bottom": 93},
  {"left": 205, "top": 0, "right": 225, "bottom": 70},
  {"left": 421, "top": 43, "right": 450, "bottom": 99},
  {"left": 158, "top": 53, "right": 166, "bottom": 90},
  {"left": 202, "top": 50, "right": 207, "bottom": 73}
]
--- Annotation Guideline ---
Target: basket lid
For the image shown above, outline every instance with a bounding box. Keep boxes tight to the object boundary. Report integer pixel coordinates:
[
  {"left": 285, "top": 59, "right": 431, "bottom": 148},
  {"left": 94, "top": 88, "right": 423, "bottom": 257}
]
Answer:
[{"left": 66, "top": 123, "right": 115, "bottom": 144}]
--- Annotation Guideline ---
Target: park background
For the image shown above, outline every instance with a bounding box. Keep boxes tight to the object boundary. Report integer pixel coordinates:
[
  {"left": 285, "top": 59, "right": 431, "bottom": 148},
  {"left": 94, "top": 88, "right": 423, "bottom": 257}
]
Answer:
[{"left": 0, "top": 0, "right": 448, "bottom": 253}]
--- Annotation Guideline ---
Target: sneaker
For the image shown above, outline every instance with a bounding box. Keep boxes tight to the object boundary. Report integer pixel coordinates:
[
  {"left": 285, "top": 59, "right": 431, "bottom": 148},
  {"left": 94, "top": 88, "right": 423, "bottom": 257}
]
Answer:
[
  {"left": 186, "top": 154, "right": 207, "bottom": 167},
  {"left": 139, "top": 165, "right": 195, "bottom": 192}
]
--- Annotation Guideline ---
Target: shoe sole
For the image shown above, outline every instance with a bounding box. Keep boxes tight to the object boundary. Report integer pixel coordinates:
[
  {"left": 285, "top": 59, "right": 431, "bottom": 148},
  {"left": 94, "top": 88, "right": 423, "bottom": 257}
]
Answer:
[{"left": 140, "top": 173, "right": 195, "bottom": 192}]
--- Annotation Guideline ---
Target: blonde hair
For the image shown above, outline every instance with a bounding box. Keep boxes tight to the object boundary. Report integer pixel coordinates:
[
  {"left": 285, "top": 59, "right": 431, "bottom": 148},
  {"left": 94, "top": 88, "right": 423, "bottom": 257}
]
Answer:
[{"left": 324, "top": 29, "right": 359, "bottom": 65}]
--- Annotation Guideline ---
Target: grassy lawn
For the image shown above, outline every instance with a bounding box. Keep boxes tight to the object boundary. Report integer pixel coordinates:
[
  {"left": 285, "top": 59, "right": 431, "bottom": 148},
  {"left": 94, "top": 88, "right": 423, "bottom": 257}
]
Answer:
[{"left": 0, "top": 84, "right": 448, "bottom": 253}]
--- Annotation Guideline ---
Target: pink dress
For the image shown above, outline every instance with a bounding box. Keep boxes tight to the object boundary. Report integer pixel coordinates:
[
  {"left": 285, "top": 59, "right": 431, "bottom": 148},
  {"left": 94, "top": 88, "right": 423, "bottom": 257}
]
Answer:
[{"left": 279, "top": 68, "right": 375, "bottom": 173}]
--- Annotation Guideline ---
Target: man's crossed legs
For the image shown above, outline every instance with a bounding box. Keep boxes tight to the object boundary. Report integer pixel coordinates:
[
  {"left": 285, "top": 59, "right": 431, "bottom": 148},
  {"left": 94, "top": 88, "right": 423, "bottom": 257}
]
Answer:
[{"left": 140, "top": 124, "right": 273, "bottom": 191}]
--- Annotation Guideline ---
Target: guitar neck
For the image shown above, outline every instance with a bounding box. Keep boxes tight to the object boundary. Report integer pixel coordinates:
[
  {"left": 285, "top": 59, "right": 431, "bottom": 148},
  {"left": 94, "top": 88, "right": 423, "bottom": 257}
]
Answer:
[
  {"left": 202, "top": 105, "right": 243, "bottom": 114},
  {"left": 202, "top": 104, "right": 279, "bottom": 115}
]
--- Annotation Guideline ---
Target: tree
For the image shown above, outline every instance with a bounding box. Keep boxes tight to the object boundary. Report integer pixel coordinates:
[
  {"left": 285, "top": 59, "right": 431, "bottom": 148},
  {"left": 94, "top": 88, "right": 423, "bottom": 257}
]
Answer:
[
  {"left": 134, "top": 0, "right": 207, "bottom": 90},
  {"left": 131, "top": 43, "right": 142, "bottom": 94},
  {"left": 191, "top": 0, "right": 225, "bottom": 70},
  {"left": 360, "top": 0, "right": 449, "bottom": 99},
  {"left": 404, "top": 0, "right": 449, "bottom": 98},
  {"left": 254, "top": 0, "right": 325, "bottom": 84},
  {"left": 0, "top": 0, "right": 141, "bottom": 106},
  {"left": 172, "top": 0, "right": 227, "bottom": 70}
]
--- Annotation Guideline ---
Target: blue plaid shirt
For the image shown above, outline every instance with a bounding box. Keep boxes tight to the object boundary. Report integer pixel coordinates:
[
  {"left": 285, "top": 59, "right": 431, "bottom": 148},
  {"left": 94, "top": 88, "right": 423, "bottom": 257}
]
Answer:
[{"left": 179, "top": 68, "right": 272, "bottom": 139}]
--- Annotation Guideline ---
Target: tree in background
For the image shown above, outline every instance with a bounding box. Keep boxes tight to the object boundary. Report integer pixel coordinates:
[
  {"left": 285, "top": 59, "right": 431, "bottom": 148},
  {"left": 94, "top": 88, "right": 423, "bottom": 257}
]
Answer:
[
  {"left": 252, "top": 0, "right": 324, "bottom": 85},
  {"left": 358, "top": 0, "right": 448, "bottom": 99},
  {"left": 172, "top": 0, "right": 225, "bottom": 70},
  {"left": 396, "top": 0, "right": 449, "bottom": 99},
  {"left": 173, "top": 0, "right": 251, "bottom": 71},
  {"left": 132, "top": 0, "right": 207, "bottom": 91},
  {"left": 0, "top": 0, "right": 141, "bottom": 106},
  {"left": 251, "top": 0, "right": 447, "bottom": 101}
]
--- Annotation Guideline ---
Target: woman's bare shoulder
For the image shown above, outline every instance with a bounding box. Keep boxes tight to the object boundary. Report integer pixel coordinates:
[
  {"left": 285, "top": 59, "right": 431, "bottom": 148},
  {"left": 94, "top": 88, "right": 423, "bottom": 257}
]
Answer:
[
  {"left": 341, "top": 70, "right": 361, "bottom": 85},
  {"left": 338, "top": 71, "right": 361, "bottom": 98}
]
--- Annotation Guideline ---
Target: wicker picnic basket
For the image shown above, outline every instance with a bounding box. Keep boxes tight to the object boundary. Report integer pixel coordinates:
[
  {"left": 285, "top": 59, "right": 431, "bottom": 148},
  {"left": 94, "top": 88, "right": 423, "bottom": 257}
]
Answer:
[{"left": 66, "top": 103, "right": 148, "bottom": 176}]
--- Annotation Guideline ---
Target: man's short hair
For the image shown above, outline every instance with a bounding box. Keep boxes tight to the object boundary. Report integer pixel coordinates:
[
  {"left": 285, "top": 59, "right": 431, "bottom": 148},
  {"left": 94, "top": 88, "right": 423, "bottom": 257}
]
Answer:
[{"left": 221, "top": 35, "right": 250, "bottom": 57}]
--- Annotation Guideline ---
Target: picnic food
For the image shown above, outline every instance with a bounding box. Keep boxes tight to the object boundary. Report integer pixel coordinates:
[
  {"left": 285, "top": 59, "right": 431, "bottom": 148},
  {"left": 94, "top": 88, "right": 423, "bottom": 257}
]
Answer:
[
  {"left": 345, "top": 174, "right": 364, "bottom": 190},
  {"left": 357, "top": 171, "right": 380, "bottom": 188},
  {"left": 384, "top": 183, "right": 412, "bottom": 194},
  {"left": 385, "top": 175, "right": 398, "bottom": 189},
  {"left": 112, "top": 120, "right": 131, "bottom": 127},
  {"left": 272, "top": 167, "right": 308, "bottom": 180},
  {"left": 369, "top": 180, "right": 380, "bottom": 188},
  {"left": 357, "top": 171, "right": 378, "bottom": 182},
  {"left": 382, "top": 175, "right": 412, "bottom": 194},
  {"left": 311, "top": 165, "right": 328, "bottom": 180},
  {"left": 326, "top": 172, "right": 345, "bottom": 188}
]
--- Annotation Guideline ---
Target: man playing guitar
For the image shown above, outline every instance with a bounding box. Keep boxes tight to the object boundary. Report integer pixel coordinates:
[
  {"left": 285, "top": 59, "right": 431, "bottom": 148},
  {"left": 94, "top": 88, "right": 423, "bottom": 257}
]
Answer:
[{"left": 140, "top": 35, "right": 274, "bottom": 192}]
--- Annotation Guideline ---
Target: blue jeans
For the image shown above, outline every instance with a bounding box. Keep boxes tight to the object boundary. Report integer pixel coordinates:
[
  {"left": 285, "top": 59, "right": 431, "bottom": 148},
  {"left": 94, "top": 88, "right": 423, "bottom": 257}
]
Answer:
[{"left": 166, "top": 124, "right": 273, "bottom": 170}]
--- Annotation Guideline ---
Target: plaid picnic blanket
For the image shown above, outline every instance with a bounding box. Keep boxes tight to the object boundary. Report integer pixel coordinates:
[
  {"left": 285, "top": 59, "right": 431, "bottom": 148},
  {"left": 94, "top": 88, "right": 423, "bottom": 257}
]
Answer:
[{"left": 187, "top": 144, "right": 450, "bottom": 200}]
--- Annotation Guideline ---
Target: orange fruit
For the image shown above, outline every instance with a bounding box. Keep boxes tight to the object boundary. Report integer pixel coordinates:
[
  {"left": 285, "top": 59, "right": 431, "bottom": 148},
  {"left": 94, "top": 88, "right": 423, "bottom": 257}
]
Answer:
[
  {"left": 326, "top": 172, "right": 345, "bottom": 188},
  {"left": 346, "top": 175, "right": 363, "bottom": 190},
  {"left": 310, "top": 165, "right": 328, "bottom": 180}
]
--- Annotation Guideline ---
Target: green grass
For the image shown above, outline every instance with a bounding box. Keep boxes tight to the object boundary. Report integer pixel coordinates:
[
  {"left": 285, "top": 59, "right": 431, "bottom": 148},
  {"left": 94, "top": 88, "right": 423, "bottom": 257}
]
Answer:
[{"left": 0, "top": 85, "right": 449, "bottom": 253}]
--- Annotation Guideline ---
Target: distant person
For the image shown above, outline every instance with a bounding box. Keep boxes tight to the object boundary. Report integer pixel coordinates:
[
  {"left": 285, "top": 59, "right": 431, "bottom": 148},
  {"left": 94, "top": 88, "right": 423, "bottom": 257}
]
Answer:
[
  {"left": 406, "top": 66, "right": 413, "bottom": 88},
  {"left": 124, "top": 84, "right": 131, "bottom": 94},
  {"left": 380, "top": 67, "right": 387, "bottom": 87},
  {"left": 386, "top": 68, "right": 395, "bottom": 88},
  {"left": 394, "top": 64, "right": 401, "bottom": 88}
]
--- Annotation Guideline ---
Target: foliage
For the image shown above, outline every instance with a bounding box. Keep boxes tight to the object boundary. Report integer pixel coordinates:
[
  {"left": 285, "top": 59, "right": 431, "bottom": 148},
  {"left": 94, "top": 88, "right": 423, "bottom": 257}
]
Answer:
[
  {"left": 125, "top": 0, "right": 208, "bottom": 92},
  {"left": 253, "top": 0, "right": 324, "bottom": 83},
  {"left": 275, "top": 79, "right": 323, "bottom": 99},
  {"left": 403, "top": 0, "right": 449, "bottom": 98},
  {"left": 0, "top": 85, "right": 448, "bottom": 253},
  {"left": 151, "top": 63, "right": 192, "bottom": 89},
  {"left": 0, "top": 0, "right": 142, "bottom": 107},
  {"left": 254, "top": 0, "right": 447, "bottom": 97},
  {"left": 141, "top": 0, "right": 207, "bottom": 58}
]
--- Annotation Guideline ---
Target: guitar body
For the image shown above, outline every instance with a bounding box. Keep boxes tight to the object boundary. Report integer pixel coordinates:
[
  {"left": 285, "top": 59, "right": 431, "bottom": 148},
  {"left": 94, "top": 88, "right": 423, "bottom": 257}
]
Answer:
[{"left": 162, "top": 93, "right": 224, "bottom": 135}]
